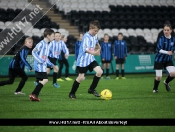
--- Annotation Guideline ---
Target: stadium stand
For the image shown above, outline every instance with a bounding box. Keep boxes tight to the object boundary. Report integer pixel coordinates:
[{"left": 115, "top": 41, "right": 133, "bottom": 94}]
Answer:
[{"left": 1, "top": 0, "right": 175, "bottom": 55}]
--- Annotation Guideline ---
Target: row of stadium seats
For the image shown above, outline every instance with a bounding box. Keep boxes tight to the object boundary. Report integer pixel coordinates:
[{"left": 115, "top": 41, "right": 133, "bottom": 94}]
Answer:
[
  {"left": 66, "top": 5, "right": 175, "bottom": 30},
  {"left": 0, "top": 8, "right": 60, "bottom": 29},
  {"left": 0, "top": 1, "right": 35, "bottom": 10},
  {"left": 49, "top": 0, "right": 175, "bottom": 7},
  {"left": 51, "top": 0, "right": 175, "bottom": 14},
  {"left": 0, "top": 21, "right": 68, "bottom": 37}
]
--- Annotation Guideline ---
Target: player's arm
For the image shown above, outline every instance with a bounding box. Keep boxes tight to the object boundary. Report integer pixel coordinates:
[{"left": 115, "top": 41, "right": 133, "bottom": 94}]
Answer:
[
  {"left": 113, "top": 41, "right": 118, "bottom": 58},
  {"left": 86, "top": 46, "right": 100, "bottom": 56},
  {"left": 48, "top": 41, "right": 54, "bottom": 57},
  {"left": 100, "top": 43, "right": 105, "bottom": 59},
  {"left": 157, "top": 37, "right": 172, "bottom": 55},
  {"left": 20, "top": 48, "right": 32, "bottom": 70},
  {"left": 124, "top": 41, "right": 127, "bottom": 58},
  {"left": 62, "top": 41, "right": 69, "bottom": 58},
  {"left": 32, "top": 44, "right": 45, "bottom": 63},
  {"left": 81, "top": 37, "right": 98, "bottom": 55},
  {"left": 96, "top": 43, "right": 101, "bottom": 51},
  {"left": 46, "top": 58, "right": 54, "bottom": 67},
  {"left": 75, "top": 41, "right": 78, "bottom": 60}
]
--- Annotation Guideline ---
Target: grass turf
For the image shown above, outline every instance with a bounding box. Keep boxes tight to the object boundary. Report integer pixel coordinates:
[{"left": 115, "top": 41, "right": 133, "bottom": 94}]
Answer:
[{"left": 0, "top": 74, "right": 175, "bottom": 132}]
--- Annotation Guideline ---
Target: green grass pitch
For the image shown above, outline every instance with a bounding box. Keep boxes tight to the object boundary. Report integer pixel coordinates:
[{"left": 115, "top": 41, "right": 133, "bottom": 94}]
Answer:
[{"left": 0, "top": 74, "right": 175, "bottom": 132}]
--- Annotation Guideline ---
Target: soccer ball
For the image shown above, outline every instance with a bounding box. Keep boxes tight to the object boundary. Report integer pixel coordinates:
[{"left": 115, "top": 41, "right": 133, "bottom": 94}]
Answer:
[{"left": 100, "top": 89, "right": 112, "bottom": 100}]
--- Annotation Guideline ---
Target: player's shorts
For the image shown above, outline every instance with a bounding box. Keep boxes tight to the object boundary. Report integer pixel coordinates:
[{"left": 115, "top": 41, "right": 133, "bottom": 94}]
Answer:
[
  {"left": 35, "top": 71, "right": 48, "bottom": 81},
  {"left": 47, "top": 57, "right": 57, "bottom": 69},
  {"left": 76, "top": 61, "right": 99, "bottom": 74},
  {"left": 101, "top": 60, "right": 111, "bottom": 63},
  {"left": 116, "top": 58, "right": 125, "bottom": 64},
  {"left": 154, "top": 61, "right": 174, "bottom": 70}
]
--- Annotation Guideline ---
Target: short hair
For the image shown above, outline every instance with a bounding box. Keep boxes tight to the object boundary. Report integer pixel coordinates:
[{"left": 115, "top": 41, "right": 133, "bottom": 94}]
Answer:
[
  {"left": 89, "top": 20, "right": 101, "bottom": 29},
  {"left": 164, "top": 20, "right": 171, "bottom": 25},
  {"left": 79, "top": 32, "right": 84, "bottom": 36},
  {"left": 43, "top": 28, "right": 54, "bottom": 37},
  {"left": 164, "top": 23, "right": 172, "bottom": 30},
  {"left": 55, "top": 32, "right": 61, "bottom": 34},
  {"left": 104, "top": 34, "right": 109, "bottom": 37},
  {"left": 118, "top": 32, "right": 123, "bottom": 36}
]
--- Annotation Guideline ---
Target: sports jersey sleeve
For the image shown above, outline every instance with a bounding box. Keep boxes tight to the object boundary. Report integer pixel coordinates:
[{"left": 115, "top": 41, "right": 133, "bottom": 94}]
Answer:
[
  {"left": 124, "top": 41, "right": 127, "bottom": 57},
  {"left": 114, "top": 40, "right": 117, "bottom": 56},
  {"left": 157, "top": 37, "right": 169, "bottom": 54},
  {"left": 48, "top": 41, "right": 54, "bottom": 58},
  {"left": 101, "top": 43, "right": 105, "bottom": 59},
  {"left": 157, "top": 37, "right": 163, "bottom": 52},
  {"left": 110, "top": 43, "right": 113, "bottom": 59},
  {"left": 95, "top": 35, "right": 99, "bottom": 44},
  {"left": 82, "top": 37, "right": 90, "bottom": 52},
  {"left": 32, "top": 43, "right": 45, "bottom": 63},
  {"left": 62, "top": 42, "right": 69, "bottom": 55},
  {"left": 75, "top": 41, "right": 78, "bottom": 60},
  {"left": 20, "top": 48, "right": 32, "bottom": 70},
  {"left": 46, "top": 58, "right": 54, "bottom": 67}
]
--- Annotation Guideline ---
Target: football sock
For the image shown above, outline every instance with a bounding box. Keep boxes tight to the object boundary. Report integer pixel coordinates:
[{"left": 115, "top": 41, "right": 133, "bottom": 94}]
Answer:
[
  {"left": 165, "top": 76, "right": 174, "bottom": 84},
  {"left": 32, "top": 83, "right": 43, "bottom": 97},
  {"left": 116, "top": 69, "right": 119, "bottom": 77},
  {"left": 70, "top": 80, "right": 80, "bottom": 94},
  {"left": 153, "top": 79, "right": 160, "bottom": 90},
  {"left": 106, "top": 68, "right": 109, "bottom": 77},
  {"left": 89, "top": 75, "right": 100, "bottom": 91},
  {"left": 102, "top": 69, "right": 104, "bottom": 77},
  {"left": 122, "top": 69, "right": 125, "bottom": 77},
  {"left": 53, "top": 72, "right": 57, "bottom": 84},
  {"left": 15, "top": 76, "right": 28, "bottom": 92}
]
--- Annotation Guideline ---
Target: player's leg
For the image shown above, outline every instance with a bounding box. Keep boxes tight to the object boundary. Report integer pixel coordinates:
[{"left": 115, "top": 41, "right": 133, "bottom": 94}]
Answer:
[
  {"left": 69, "top": 66, "right": 86, "bottom": 99},
  {"left": 46, "top": 67, "right": 50, "bottom": 74},
  {"left": 153, "top": 70, "right": 162, "bottom": 93},
  {"left": 0, "top": 68, "right": 15, "bottom": 86},
  {"left": 30, "top": 72, "right": 48, "bottom": 101},
  {"left": 116, "top": 62, "right": 119, "bottom": 80},
  {"left": 88, "top": 61, "right": 103, "bottom": 97},
  {"left": 14, "top": 68, "right": 28, "bottom": 94},
  {"left": 106, "top": 62, "right": 110, "bottom": 79},
  {"left": 64, "top": 59, "right": 72, "bottom": 81},
  {"left": 164, "top": 66, "right": 175, "bottom": 91},
  {"left": 52, "top": 65, "right": 60, "bottom": 88},
  {"left": 121, "top": 62, "right": 126, "bottom": 79},
  {"left": 57, "top": 60, "right": 64, "bottom": 81},
  {"left": 101, "top": 61, "right": 105, "bottom": 79},
  {"left": 49, "top": 58, "right": 60, "bottom": 88}
]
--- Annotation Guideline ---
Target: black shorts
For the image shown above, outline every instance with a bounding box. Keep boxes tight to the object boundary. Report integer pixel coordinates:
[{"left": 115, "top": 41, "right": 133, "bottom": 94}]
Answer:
[
  {"left": 9, "top": 68, "right": 27, "bottom": 78},
  {"left": 47, "top": 57, "right": 57, "bottom": 69},
  {"left": 35, "top": 71, "right": 48, "bottom": 81},
  {"left": 154, "top": 61, "right": 174, "bottom": 70},
  {"left": 76, "top": 61, "right": 99, "bottom": 74},
  {"left": 101, "top": 60, "right": 111, "bottom": 63},
  {"left": 116, "top": 58, "right": 125, "bottom": 64}
]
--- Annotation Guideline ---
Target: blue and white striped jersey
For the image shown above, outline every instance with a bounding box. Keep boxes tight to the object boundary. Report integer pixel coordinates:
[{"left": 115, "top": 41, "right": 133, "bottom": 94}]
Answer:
[
  {"left": 32, "top": 40, "right": 54, "bottom": 72},
  {"left": 100, "top": 42, "right": 113, "bottom": 61},
  {"left": 75, "top": 40, "right": 82, "bottom": 60},
  {"left": 155, "top": 35, "right": 175, "bottom": 63},
  {"left": 48, "top": 40, "right": 68, "bottom": 59},
  {"left": 76, "top": 32, "right": 98, "bottom": 67},
  {"left": 58, "top": 40, "right": 69, "bottom": 60},
  {"left": 9, "top": 46, "right": 32, "bottom": 70},
  {"left": 114, "top": 40, "right": 127, "bottom": 59}
]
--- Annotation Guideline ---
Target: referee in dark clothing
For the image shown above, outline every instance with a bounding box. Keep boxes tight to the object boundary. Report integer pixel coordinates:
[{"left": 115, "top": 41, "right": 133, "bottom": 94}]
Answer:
[{"left": 0, "top": 37, "right": 33, "bottom": 94}]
